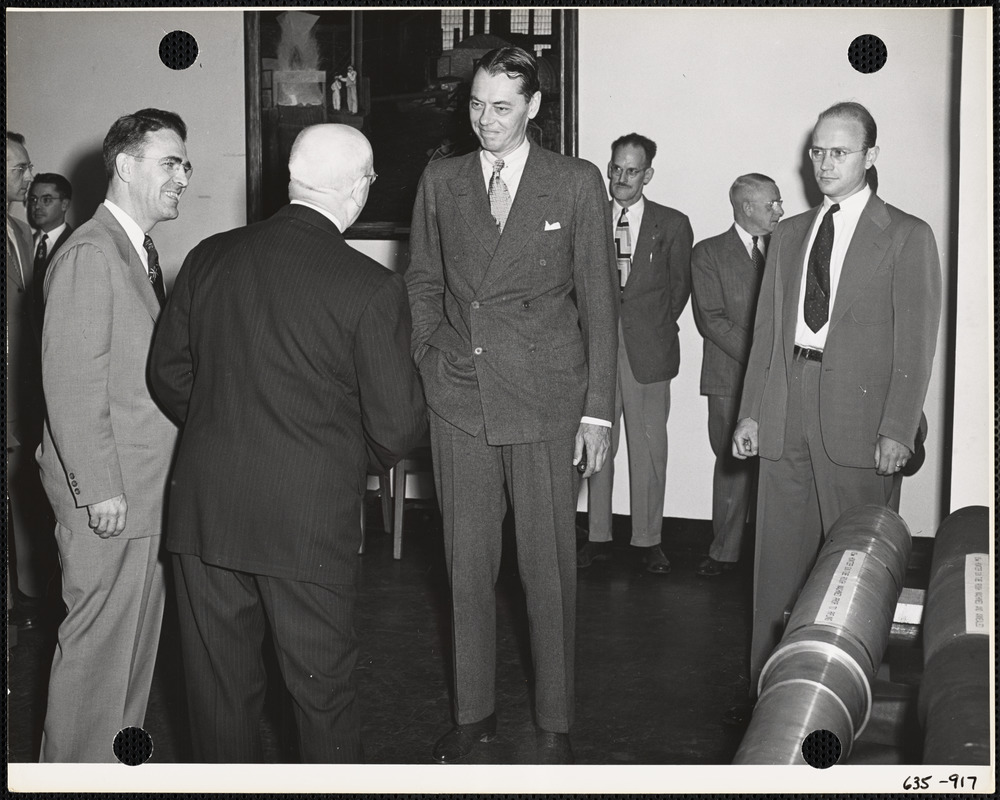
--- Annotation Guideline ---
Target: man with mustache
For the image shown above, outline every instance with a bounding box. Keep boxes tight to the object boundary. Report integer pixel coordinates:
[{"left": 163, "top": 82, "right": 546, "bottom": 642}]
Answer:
[{"left": 36, "top": 108, "right": 189, "bottom": 762}]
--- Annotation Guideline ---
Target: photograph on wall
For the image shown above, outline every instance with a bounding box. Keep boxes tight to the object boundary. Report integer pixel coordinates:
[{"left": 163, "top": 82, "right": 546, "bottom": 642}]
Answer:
[{"left": 246, "top": 8, "right": 575, "bottom": 237}]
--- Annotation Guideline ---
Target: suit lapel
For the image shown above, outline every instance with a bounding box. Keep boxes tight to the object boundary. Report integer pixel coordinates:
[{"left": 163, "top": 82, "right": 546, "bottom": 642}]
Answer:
[
  {"left": 829, "top": 194, "right": 891, "bottom": 330},
  {"left": 780, "top": 209, "right": 818, "bottom": 358},
  {"left": 478, "top": 145, "right": 559, "bottom": 292},
  {"left": 449, "top": 152, "right": 498, "bottom": 257},
  {"left": 629, "top": 201, "right": 659, "bottom": 283},
  {"left": 724, "top": 226, "right": 759, "bottom": 288},
  {"left": 7, "top": 230, "right": 25, "bottom": 290},
  {"left": 93, "top": 205, "right": 161, "bottom": 322}
]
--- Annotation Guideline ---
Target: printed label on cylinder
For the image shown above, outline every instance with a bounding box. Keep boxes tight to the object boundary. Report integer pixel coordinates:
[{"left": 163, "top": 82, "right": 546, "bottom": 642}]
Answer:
[
  {"left": 815, "top": 550, "right": 868, "bottom": 627},
  {"left": 964, "top": 553, "right": 989, "bottom": 635}
]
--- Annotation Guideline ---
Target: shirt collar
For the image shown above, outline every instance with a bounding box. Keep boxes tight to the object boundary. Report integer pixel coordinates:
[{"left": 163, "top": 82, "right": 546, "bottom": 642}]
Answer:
[
  {"left": 38, "top": 222, "right": 67, "bottom": 243},
  {"left": 480, "top": 137, "right": 530, "bottom": 172},
  {"left": 733, "top": 221, "right": 764, "bottom": 254},
  {"left": 613, "top": 195, "right": 644, "bottom": 219},
  {"left": 103, "top": 199, "right": 147, "bottom": 260},
  {"left": 823, "top": 182, "right": 871, "bottom": 213},
  {"left": 290, "top": 199, "right": 344, "bottom": 232}
]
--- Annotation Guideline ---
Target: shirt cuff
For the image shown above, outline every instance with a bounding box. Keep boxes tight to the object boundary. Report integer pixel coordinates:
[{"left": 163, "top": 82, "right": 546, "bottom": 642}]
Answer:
[{"left": 581, "top": 416, "right": 612, "bottom": 428}]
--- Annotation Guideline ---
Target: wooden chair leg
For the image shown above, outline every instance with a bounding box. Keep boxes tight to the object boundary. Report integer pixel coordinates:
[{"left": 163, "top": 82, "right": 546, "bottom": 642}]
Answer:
[
  {"left": 379, "top": 471, "right": 393, "bottom": 533},
  {"left": 393, "top": 462, "right": 406, "bottom": 560}
]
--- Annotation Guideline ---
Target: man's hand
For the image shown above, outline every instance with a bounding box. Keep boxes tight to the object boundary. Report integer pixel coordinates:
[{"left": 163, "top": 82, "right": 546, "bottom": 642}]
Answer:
[
  {"left": 87, "top": 494, "right": 127, "bottom": 538},
  {"left": 574, "top": 422, "right": 611, "bottom": 479},
  {"left": 732, "top": 418, "right": 759, "bottom": 459},
  {"left": 874, "top": 435, "right": 912, "bottom": 477}
]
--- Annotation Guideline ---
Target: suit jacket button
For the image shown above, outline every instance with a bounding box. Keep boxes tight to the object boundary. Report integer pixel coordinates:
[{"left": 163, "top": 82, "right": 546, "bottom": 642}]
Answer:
[
  {"left": 474, "top": 347, "right": 483, "bottom": 355},
  {"left": 74, "top": 489, "right": 80, "bottom": 495},
  {"left": 69, "top": 473, "right": 75, "bottom": 479},
  {"left": 522, "top": 301, "right": 530, "bottom": 309},
  {"left": 539, "top": 259, "right": 546, "bottom": 266},
  {"left": 471, "top": 301, "right": 480, "bottom": 309}
]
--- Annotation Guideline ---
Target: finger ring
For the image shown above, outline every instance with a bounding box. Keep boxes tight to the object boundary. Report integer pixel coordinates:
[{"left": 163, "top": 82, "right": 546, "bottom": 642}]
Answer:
[{"left": 895, "top": 462, "right": 903, "bottom": 468}]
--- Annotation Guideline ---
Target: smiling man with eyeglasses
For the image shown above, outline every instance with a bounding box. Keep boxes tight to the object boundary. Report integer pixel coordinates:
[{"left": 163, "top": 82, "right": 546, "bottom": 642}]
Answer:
[
  {"left": 578, "top": 132, "right": 693, "bottom": 578},
  {"left": 36, "top": 108, "right": 189, "bottom": 762},
  {"left": 731, "top": 101, "right": 942, "bottom": 717}
]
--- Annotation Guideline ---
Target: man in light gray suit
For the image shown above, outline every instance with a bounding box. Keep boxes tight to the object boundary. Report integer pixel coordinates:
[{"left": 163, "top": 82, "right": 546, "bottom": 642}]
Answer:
[
  {"left": 691, "top": 174, "right": 783, "bottom": 577},
  {"left": 733, "top": 102, "right": 941, "bottom": 701},
  {"left": 406, "top": 47, "right": 618, "bottom": 764},
  {"left": 36, "top": 109, "right": 190, "bottom": 761}
]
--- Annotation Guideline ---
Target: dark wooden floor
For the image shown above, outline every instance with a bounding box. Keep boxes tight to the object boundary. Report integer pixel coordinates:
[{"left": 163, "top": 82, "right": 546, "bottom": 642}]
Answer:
[{"left": 8, "top": 505, "right": 758, "bottom": 766}]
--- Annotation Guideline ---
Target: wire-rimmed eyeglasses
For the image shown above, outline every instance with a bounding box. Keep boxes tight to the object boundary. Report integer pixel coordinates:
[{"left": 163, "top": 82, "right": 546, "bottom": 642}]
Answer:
[
  {"left": 808, "top": 147, "right": 867, "bottom": 164},
  {"left": 131, "top": 155, "right": 194, "bottom": 178}
]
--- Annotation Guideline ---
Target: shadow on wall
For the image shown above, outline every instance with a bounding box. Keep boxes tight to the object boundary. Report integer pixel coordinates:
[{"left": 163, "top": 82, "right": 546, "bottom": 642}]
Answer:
[{"left": 67, "top": 147, "right": 107, "bottom": 228}]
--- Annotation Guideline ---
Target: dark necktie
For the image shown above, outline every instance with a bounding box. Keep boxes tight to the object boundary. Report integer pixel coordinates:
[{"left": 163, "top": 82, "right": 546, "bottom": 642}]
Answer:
[
  {"left": 751, "top": 235, "right": 765, "bottom": 272},
  {"left": 34, "top": 233, "right": 48, "bottom": 272},
  {"left": 143, "top": 234, "right": 166, "bottom": 308},
  {"left": 803, "top": 203, "right": 839, "bottom": 332},
  {"left": 615, "top": 207, "right": 631, "bottom": 289},
  {"left": 488, "top": 159, "right": 512, "bottom": 233}
]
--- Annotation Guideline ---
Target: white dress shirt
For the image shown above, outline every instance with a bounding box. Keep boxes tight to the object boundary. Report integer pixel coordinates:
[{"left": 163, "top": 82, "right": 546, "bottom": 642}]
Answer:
[
  {"left": 479, "top": 136, "right": 530, "bottom": 199},
  {"left": 734, "top": 222, "right": 767, "bottom": 261},
  {"left": 611, "top": 195, "right": 645, "bottom": 251},
  {"left": 7, "top": 218, "right": 25, "bottom": 285},
  {"left": 795, "top": 184, "right": 871, "bottom": 350},
  {"left": 35, "top": 222, "right": 68, "bottom": 260},
  {"left": 290, "top": 199, "right": 345, "bottom": 232},
  {"left": 103, "top": 199, "right": 150, "bottom": 274}
]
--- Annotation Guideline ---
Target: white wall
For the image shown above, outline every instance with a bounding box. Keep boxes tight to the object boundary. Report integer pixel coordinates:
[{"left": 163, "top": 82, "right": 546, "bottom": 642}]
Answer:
[
  {"left": 7, "top": 8, "right": 987, "bottom": 537},
  {"left": 6, "top": 9, "right": 246, "bottom": 287},
  {"left": 578, "top": 7, "right": 955, "bottom": 535}
]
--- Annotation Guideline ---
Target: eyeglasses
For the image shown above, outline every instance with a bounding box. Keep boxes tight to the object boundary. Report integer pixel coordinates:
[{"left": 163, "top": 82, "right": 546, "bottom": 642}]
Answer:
[
  {"left": 131, "top": 155, "right": 194, "bottom": 178},
  {"left": 28, "top": 194, "right": 64, "bottom": 206},
  {"left": 808, "top": 147, "right": 867, "bottom": 164},
  {"left": 366, "top": 172, "right": 378, "bottom": 185},
  {"left": 8, "top": 163, "right": 33, "bottom": 178},
  {"left": 757, "top": 199, "right": 783, "bottom": 212},
  {"left": 610, "top": 165, "right": 647, "bottom": 180}
]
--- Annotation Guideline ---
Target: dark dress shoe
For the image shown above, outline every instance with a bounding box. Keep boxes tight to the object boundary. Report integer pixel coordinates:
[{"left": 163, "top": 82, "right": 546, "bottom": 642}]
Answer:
[
  {"left": 696, "top": 557, "right": 736, "bottom": 577},
  {"left": 722, "top": 702, "right": 754, "bottom": 727},
  {"left": 432, "top": 713, "right": 497, "bottom": 763},
  {"left": 536, "top": 730, "right": 574, "bottom": 764},
  {"left": 639, "top": 544, "right": 671, "bottom": 574},
  {"left": 576, "top": 541, "right": 612, "bottom": 568}
]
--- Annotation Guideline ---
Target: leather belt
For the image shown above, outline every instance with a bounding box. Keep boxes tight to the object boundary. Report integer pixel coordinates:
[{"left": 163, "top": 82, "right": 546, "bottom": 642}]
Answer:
[{"left": 794, "top": 345, "right": 824, "bottom": 362}]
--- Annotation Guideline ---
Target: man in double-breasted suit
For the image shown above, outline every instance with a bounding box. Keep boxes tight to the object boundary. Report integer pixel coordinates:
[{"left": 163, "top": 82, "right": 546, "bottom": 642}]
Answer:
[
  {"left": 580, "top": 133, "right": 692, "bottom": 575},
  {"left": 406, "top": 47, "right": 618, "bottom": 764},
  {"left": 36, "top": 109, "right": 189, "bottom": 761},
  {"left": 149, "top": 125, "right": 426, "bottom": 763},
  {"left": 733, "top": 102, "right": 942, "bottom": 698},
  {"left": 6, "top": 131, "right": 56, "bottom": 631},
  {"left": 28, "top": 173, "right": 74, "bottom": 324},
  {"left": 690, "top": 174, "right": 783, "bottom": 578}
]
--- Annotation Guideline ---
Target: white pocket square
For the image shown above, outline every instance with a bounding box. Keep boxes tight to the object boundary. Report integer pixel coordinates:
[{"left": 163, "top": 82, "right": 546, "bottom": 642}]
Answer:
[{"left": 544, "top": 221, "right": 561, "bottom": 231}]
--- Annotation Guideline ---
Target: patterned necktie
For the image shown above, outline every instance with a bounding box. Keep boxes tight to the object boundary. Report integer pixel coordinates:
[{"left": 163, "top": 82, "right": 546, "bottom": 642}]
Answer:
[
  {"left": 143, "top": 234, "right": 167, "bottom": 308},
  {"left": 615, "top": 207, "right": 632, "bottom": 289},
  {"left": 751, "top": 235, "right": 765, "bottom": 272},
  {"left": 488, "top": 159, "right": 512, "bottom": 233},
  {"left": 34, "top": 233, "right": 48, "bottom": 271},
  {"left": 803, "top": 203, "right": 839, "bottom": 332}
]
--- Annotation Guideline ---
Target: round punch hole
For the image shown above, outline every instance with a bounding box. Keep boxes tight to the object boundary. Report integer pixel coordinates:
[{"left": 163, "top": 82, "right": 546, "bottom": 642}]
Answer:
[
  {"left": 848, "top": 34, "right": 887, "bottom": 74},
  {"left": 113, "top": 726, "right": 153, "bottom": 765},
  {"left": 159, "top": 30, "right": 199, "bottom": 70},
  {"left": 801, "top": 728, "right": 842, "bottom": 768}
]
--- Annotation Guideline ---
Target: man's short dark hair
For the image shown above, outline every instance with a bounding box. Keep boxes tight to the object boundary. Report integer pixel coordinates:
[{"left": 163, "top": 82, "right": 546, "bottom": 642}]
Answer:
[
  {"left": 103, "top": 108, "right": 187, "bottom": 179},
  {"left": 476, "top": 46, "right": 540, "bottom": 100},
  {"left": 611, "top": 133, "right": 658, "bottom": 167},
  {"left": 816, "top": 101, "right": 877, "bottom": 149},
  {"left": 6, "top": 131, "right": 26, "bottom": 146},
  {"left": 32, "top": 173, "right": 73, "bottom": 200},
  {"left": 729, "top": 173, "right": 777, "bottom": 208}
]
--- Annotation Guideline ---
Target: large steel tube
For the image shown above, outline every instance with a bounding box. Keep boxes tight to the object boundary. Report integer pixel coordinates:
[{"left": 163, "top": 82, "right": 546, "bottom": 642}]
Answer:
[
  {"left": 734, "top": 504, "right": 911, "bottom": 764},
  {"left": 919, "top": 505, "right": 990, "bottom": 765}
]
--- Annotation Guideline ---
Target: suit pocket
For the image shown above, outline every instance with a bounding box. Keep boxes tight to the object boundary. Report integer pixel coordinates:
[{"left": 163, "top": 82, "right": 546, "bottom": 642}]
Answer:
[{"left": 849, "top": 269, "right": 893, "bottom": 325}]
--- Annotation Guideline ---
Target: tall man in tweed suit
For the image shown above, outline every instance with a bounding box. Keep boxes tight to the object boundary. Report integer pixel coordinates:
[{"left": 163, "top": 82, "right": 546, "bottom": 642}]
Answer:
[
  {"left": 579, "top": 132, "right": 693, "bottom": 575},
  {"left": 36, "top": 109, "right": 189, "bottom": 761},
  {"left": 733, "top": 102, "right": 942, "bottom": 697},
  {"left": 690, "top": 174, "right": 784, "bottom": 577},
  {"left": 406, "top": 47, "right": 618, "bottom": 764}
]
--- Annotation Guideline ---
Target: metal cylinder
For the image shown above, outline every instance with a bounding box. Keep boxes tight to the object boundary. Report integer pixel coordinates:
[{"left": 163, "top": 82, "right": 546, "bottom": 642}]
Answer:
[
  {"left": 919, "top": 505, "right": 990, "bottom": 765},
  {"left": 734, "top": 504, "right": 911, "bottom": 764}
]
